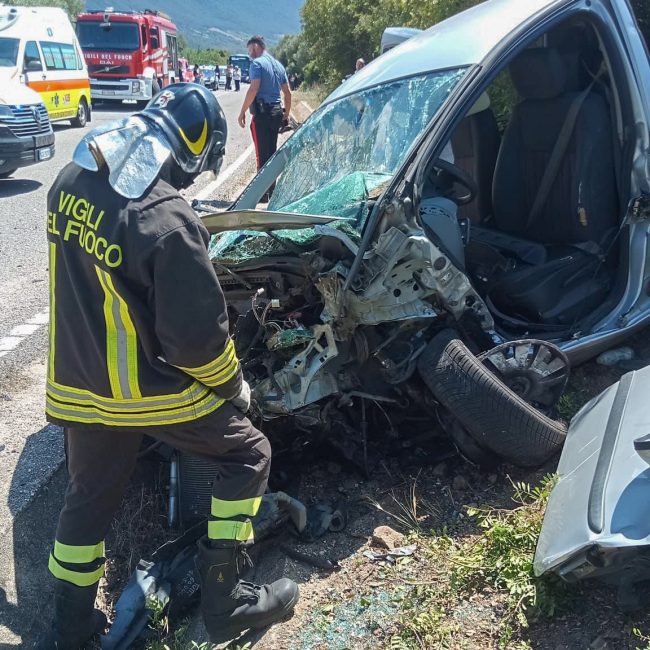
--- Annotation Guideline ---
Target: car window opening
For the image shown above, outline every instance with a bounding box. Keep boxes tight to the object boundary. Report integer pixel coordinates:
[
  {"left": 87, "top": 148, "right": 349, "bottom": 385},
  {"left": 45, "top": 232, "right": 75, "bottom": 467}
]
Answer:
[{"left": 418, "top": 15, "right": 631, "bottom": 339}]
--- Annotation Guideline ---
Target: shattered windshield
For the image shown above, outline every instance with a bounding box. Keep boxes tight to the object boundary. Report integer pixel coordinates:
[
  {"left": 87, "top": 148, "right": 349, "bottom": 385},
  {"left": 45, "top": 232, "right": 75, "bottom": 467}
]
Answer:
[
  {"left": 268, "top": 67, "right": 467, "bottom": 229},
  {"left": 210, "top": 67, "right": 466, "bottom": 265}
]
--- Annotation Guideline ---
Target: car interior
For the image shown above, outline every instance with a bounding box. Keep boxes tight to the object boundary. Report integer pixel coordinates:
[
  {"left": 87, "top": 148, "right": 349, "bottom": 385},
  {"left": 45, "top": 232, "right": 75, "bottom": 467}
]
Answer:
[{"left": 421, "top": 18, "right": 627, "bottom": 335}]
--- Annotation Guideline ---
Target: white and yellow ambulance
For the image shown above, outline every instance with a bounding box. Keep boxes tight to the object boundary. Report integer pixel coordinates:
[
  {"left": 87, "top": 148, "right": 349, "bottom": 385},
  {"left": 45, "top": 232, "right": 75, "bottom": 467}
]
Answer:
[{"left": 0, "top": 6, "right": 91, "bottom": 127}]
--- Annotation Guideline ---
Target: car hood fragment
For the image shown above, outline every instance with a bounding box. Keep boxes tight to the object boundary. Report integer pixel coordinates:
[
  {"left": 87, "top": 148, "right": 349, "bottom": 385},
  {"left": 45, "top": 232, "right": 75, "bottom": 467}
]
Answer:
[{"left": 200, "top": 209, "right": 347, "bottom": 235}]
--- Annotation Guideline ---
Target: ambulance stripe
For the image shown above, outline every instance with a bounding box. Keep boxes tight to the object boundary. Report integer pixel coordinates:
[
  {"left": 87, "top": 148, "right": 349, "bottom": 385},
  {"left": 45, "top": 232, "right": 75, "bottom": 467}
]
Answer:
[{"left": 28, "top": 79, "right": 90, "bottom": 93}]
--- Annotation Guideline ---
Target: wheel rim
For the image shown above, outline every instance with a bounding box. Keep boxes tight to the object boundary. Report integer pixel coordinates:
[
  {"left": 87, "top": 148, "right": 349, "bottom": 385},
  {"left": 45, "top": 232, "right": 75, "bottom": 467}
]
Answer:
[
  {"left": 78, "top": 103, "right": 85, "bottom": 123},
  {"left": 479, "top": 339, "right": 570, "bottom": 410}
]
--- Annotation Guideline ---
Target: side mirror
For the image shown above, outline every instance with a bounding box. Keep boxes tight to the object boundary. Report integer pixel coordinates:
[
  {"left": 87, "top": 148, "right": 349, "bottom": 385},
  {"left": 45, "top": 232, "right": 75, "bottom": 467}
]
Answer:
[
  {"left": 25, "top": 60, "right": 42, "bottom": 72},
  {"left": 634, "top": 434, "right": 650, "bottom": 465},
  {"left": 151, "top": 36, "right": 159, "bottom": 49}
]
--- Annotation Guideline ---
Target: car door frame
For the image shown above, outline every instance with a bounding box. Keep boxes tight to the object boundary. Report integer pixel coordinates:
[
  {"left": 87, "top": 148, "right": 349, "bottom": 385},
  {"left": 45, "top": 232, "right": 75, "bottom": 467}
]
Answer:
[{"left": 361, "top": 0, "right": 650, "bottom": 353}]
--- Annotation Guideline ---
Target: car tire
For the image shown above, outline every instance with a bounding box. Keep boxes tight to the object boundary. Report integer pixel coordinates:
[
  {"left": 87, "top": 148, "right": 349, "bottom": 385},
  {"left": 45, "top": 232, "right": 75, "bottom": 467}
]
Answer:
[
  {"left": 71, "top": 98, "right": 88, "bottom": 128},
  {"left": 417, "top": 328, "right": 567, "bottom": 467},
  {"left": 0, "top": 169, "right": 17, "bottom": 179}
]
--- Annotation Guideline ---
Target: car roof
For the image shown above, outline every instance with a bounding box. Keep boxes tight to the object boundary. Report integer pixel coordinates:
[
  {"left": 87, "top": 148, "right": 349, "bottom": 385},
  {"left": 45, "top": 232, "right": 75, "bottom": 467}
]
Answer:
[{"left": 326, "top": 0, "right": 569, "bottom": 104}]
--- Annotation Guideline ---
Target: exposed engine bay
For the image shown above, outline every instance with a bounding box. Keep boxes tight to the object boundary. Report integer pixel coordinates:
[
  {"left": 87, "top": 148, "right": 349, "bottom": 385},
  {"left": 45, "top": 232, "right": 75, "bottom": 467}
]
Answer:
[{"left": 203, "top": 206, "right": 501, "bottom": 469}]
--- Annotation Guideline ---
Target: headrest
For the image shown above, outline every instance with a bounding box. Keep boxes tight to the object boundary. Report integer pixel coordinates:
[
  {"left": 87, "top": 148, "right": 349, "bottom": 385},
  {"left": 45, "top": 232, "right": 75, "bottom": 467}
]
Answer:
[{"left": 509, "top": 48, "right": 567, "bottom": 100}]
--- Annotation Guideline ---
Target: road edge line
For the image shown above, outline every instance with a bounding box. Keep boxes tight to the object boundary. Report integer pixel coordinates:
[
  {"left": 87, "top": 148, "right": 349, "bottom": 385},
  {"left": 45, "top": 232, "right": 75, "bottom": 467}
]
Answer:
[{"left": 191, "top": 144, "right": 255, "bottom": 202}]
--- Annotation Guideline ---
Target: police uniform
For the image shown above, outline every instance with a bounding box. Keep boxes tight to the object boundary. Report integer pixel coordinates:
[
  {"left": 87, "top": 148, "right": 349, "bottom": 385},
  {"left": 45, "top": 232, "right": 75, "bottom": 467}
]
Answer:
[
  {"left": 41, "top": 83, "right": 297, "bottom": 650},
  {"left": 249, "top": 52, "right": 288, "bottom": 170}
]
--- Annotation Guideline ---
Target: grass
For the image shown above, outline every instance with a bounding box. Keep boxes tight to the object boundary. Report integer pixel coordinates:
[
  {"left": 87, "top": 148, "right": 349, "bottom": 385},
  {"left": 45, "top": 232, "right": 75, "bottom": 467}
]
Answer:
[
  {"left": 144, "top": 596, "right": 252, "bottom": 650},
  {"left": 388, "top": 474, "right": 569, "bottom": 649},
  {"left": 292, "top": 84, "right": 328, "bottom": 112},
  {"left": 367, "top": 471, "right": 441, "bottom": 532}
]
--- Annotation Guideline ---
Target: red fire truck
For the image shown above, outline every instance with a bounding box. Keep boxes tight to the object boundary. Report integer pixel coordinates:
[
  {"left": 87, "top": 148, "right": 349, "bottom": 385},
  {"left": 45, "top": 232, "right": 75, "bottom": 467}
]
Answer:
[{"left": 76, "top": 8, "right": 179, "bottom": 104}]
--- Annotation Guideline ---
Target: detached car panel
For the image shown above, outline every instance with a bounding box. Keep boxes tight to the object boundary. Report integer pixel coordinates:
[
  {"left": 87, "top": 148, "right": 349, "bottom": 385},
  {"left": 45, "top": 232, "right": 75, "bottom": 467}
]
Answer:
[{"left": 535, "top": 365, "right": 650, "bottom": 603}]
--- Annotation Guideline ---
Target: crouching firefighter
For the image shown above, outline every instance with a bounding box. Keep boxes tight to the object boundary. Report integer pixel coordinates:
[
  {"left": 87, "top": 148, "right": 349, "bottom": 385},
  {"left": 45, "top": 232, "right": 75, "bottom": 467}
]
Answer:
[{"left": 40, "top": 83, "right": 299, "bottom": 649}]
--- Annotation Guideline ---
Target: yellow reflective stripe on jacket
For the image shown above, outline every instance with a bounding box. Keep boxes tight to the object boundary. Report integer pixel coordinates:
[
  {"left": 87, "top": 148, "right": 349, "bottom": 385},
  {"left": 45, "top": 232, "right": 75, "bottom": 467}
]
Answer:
[
  {"left": 207, "top": 519, "right": 254, "bottom": 542},
  {"left": 46, "top": 390, "right": 224, "bottom": 427},
  {"left": 178, "top": 339, "right": 237, "bottom": 379},
  {"left": 48, "top": 242, "right": 56, "bottom": 382},
  {"left": 48, "top": 554, "right": 105, "bottom": 587},
  {"left": 95, "top": 267, "right": 142, "bottom": 400},
  {"left": 211, "top": 495, "right": 262, "bottom": 519},
  {"left": 47, "top": 378, "right": 212, "bottom": 413},
  {"left": 54, "top": 540, "right": 105, "bottom": 564},
  {"left": 200, "top": 358, "right": 240, "bottom": 389}
]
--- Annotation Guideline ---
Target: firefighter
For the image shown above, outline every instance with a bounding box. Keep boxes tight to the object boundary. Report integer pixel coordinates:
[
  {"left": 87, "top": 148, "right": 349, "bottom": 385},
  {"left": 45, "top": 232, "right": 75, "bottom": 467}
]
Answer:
[{"left": 40, "top": 83, "right": 299, "bottom": 649}]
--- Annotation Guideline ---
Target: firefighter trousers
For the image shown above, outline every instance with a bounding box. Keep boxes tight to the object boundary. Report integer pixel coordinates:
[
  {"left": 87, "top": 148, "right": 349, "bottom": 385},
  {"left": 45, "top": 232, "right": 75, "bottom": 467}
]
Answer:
[{"left": 48, "top": 402, "right": 271, "bottom": 589}]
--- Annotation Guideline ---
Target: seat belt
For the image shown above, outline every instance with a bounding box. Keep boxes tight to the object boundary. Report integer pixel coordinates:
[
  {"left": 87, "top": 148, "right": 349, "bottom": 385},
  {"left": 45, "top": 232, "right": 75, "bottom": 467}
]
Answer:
[{"left": 525, "top": 79, "right": 597, "bottom": 229}]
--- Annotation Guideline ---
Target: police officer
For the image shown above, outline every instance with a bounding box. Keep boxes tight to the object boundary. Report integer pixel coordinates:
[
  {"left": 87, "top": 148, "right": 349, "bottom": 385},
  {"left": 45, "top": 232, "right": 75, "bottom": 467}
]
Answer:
[
  {"left": 238, "top": 35, "right": 292, "bottom": 175},
  {"left": 40, "top": 83, "right": 298, "bottom": 648}
]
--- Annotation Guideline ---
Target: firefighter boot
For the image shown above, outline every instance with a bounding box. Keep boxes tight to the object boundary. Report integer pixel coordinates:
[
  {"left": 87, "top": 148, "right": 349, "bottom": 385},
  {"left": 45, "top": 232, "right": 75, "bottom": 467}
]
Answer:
[
  {"left": 37, "top": 579, "right": 107, "bottom": 649},
  {"left": 197, "top": 536, "right": 299, "bottom": 643}
]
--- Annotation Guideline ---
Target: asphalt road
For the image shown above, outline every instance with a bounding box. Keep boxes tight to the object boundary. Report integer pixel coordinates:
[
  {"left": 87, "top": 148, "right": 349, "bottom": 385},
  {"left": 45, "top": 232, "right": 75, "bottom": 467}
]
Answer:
[{"left": 0, "top": 86, "right": 259, "bottom": 646}]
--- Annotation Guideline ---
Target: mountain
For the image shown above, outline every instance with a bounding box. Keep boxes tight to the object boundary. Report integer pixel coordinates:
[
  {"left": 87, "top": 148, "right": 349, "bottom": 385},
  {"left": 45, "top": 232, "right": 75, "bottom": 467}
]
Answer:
[{"left": 89, "top": 0, "right": 304, "bottom": 51}]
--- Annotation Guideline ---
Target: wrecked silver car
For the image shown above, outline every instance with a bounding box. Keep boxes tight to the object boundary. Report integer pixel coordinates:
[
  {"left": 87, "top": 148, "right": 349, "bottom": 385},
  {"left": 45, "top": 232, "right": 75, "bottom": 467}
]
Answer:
[{"left": 197, "top": 0, "right": 650, "bottom": 470}]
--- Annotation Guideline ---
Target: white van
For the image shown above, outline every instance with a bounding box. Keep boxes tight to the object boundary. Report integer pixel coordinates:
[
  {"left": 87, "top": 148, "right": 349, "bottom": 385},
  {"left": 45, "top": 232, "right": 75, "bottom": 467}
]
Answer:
[
  {"left": 0, "top": 6, "right": 92, "bottom": 127},
  {"left": 0, "top": 81, "right": 54, "bottom": 178}
]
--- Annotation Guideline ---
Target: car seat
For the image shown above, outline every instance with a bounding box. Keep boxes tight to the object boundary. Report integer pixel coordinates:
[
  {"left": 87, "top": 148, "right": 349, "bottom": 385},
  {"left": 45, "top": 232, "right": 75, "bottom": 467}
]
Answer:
[
  {"left": 451, "top": 101, "right": 500, "bottom": 224},
  {"left": 472, "top": 47, "right": 619, "bottom": 328}
]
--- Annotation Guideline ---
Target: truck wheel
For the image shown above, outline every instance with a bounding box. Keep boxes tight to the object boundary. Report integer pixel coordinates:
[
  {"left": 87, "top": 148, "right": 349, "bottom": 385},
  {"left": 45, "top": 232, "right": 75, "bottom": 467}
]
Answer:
[
  {"left": 417, "top": 329, "right": 566, "bottom": 467},
  {"left": 71, "top": 98, "right": 88, "bottom": 128}
]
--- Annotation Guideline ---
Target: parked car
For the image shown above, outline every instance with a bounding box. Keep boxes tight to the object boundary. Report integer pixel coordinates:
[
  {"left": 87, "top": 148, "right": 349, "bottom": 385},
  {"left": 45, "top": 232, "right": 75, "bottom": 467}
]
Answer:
[
  {"left": 0, "top": 81, "right": 54, "bottom": 178},
  {"left": 217, "top": 65, "right": 226, "bottom": 89},
  {"left": 201, "top": 67, "right": 217, "bottom": 90},
  {"left": 196, "top": 0, "right": 650, "bottom": 472}
]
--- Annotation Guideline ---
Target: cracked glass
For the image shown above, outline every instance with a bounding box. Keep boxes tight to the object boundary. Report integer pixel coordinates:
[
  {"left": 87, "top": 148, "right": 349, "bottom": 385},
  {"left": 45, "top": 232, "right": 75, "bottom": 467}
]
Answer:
[
  {"left": 210, "top": 67, "right": 467, "bottom": 264},
  {"left": 268, "top": 67, "right": 467, "bottom": 230}
]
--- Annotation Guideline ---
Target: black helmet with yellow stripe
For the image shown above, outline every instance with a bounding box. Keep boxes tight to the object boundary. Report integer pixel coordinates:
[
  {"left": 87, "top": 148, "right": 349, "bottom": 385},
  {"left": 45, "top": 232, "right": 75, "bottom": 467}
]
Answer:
[{"left": 140, "top": 82, "right": 227, "bottom": 179}]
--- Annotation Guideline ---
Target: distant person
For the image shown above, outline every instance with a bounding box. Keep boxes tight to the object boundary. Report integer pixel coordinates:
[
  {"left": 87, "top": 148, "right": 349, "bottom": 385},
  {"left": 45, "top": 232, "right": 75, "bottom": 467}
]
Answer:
[
  {"left": 233, "top": 65, "right": 241, "bottom": 91},
  {"left": 238, "top": 35, "right": 291, "bottom": 185},
  {"left": 193, "top": 63, "right": 201, "bottom": 83},
  {"left": 215, "top": 64, "right": 220, "bottom": 82},
  {"left": 355, "top": 58, "right": 366, "bottom": 71},
  {"left": 225, "top": 63, "right": 233, "bottom": 90},
  {"left": 289, "top": 73, "right": 298, "bottom": 90}
]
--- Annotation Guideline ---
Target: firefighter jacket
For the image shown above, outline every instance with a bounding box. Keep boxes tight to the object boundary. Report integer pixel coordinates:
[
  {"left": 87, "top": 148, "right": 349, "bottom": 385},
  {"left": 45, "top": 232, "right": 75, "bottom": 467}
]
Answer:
[{"left": 45, "top": 162, "right": 242, "bottom": 430}]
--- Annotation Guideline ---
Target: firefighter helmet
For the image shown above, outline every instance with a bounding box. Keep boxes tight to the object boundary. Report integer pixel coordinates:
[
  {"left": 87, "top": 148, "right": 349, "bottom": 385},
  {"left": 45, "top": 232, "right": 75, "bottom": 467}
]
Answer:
[{"left": 140, "top": 82, "right": 227, "bottom": 178}]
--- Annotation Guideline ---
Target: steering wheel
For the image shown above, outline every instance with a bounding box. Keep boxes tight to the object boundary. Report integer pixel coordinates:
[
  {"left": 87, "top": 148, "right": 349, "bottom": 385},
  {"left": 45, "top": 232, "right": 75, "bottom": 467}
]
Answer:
[{"left": 427, "top": 158, "right": 478, "bottom": 206}]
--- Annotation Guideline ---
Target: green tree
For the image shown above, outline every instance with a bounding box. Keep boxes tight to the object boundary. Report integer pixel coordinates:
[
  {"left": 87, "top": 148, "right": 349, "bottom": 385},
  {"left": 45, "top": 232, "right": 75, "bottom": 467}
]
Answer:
[
  {"left": 300, "top": 0, "right": 649, "bottom": 92},
  {"left": 182, "top": 48, "right": 228, "bottom": 66},
  {"left": 273, "top": 33, "right": 310, "bottom": 78},
  {"left": 300, "top": 0, "right": 485, "bottom": 90}
]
